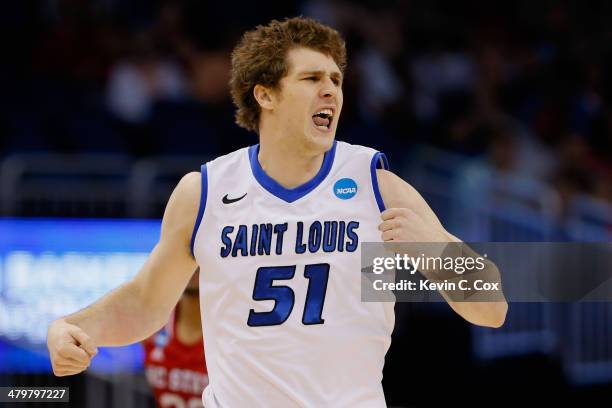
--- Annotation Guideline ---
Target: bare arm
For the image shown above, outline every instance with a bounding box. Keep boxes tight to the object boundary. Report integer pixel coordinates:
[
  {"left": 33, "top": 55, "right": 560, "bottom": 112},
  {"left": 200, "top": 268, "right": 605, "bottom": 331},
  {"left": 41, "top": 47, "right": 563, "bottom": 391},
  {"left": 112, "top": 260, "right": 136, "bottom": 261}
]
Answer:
[
  {"left": 47, "top": 172, "right": 201, "bottom": 375},
  {"left": 376, "top": 169, "right": 508, "bottom": 328}
]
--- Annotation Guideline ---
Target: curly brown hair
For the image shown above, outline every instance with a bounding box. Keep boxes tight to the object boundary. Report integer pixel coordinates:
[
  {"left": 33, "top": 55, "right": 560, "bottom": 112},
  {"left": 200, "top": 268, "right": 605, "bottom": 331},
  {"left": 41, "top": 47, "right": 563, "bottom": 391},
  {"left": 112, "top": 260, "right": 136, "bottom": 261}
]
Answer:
[{"left": 230, "top": 17, "right": 347, "bottom": 133}]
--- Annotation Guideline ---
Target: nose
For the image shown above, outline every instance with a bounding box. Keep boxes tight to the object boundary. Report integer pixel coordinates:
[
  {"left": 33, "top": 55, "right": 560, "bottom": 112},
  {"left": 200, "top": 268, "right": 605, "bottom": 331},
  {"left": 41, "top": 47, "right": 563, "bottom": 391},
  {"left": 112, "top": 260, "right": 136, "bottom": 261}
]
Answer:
[{"left": 319, "top": 77, "right": 337, "bottom": 99}]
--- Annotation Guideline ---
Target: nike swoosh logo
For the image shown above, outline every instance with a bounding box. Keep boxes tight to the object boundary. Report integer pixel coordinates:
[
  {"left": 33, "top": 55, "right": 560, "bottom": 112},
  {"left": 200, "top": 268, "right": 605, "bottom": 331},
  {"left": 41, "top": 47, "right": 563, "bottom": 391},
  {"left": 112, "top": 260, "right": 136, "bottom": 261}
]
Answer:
[{"left": 222, "top": 193, "right": 247, "bottom": 204}]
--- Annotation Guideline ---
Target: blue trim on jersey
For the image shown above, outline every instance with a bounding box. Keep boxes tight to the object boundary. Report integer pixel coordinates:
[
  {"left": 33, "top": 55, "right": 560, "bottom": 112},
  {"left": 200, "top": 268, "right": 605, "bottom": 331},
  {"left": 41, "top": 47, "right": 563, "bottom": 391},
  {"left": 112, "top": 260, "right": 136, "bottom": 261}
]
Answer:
[
  {"left": 370, "top": 152, "right": 389, "bottom": 212},
  {"left": 248, "top": 141, "right": 337, "bottom": 203},
  {"left": 190, "top": 164, "right": 208, "bottom": 257}
]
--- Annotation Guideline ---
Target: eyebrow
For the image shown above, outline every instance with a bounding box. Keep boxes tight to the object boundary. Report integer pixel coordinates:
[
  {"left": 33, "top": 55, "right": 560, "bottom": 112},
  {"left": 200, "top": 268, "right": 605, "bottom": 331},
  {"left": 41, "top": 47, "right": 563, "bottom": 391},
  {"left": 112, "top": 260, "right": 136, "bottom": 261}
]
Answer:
[{"left": 297, "top": 70, "right": 343, "bottom": 80}]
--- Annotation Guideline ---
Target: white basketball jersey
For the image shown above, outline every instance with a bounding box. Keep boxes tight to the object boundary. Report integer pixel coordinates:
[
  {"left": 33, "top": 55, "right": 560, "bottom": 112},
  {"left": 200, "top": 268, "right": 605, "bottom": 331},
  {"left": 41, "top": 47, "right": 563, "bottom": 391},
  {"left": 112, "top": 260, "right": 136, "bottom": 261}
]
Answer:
[{"left": 191, "top": 140, "right": 394, "bottom": 407}]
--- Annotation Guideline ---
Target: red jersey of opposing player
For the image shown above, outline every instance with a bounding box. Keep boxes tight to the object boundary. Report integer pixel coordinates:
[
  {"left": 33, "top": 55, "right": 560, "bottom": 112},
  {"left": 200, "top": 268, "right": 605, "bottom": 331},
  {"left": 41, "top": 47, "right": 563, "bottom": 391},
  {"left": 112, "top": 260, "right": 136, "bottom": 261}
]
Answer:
[{"left": 143, "top": 306, "right": 208, "bottom": 408}]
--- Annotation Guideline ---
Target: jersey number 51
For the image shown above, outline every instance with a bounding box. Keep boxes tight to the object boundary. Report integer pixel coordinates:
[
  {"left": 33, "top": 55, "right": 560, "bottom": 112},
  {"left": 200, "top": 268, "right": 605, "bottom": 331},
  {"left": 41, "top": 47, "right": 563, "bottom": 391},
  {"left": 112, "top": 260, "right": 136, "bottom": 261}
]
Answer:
[{"left": 247, "top": 263, "right": 330, "bottom": 327}]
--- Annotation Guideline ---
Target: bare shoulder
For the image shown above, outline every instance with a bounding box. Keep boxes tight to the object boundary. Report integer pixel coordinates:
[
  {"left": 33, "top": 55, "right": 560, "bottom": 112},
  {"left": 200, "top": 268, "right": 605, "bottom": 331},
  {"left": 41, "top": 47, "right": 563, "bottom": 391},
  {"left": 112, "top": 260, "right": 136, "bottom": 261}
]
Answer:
[
  {"left": 161, "top": 172, "right": 202, "bottom": 238},
  {"left": 376, "top": 168, "right": 445, "bottom": 228},
  {"left": 175, "top": 171, "right": 202, "bottom": 199},
  {"left": 376, "top": 169, "right": 422, "bottom": 209},
  {"left": 170, "top": 171, "right": 201, "bottom": 212}
]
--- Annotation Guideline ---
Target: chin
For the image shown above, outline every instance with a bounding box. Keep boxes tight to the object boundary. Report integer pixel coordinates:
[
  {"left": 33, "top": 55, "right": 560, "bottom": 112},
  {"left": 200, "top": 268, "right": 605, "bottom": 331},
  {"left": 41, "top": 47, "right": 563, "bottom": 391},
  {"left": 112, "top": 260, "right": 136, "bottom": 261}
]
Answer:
[{"left": 306, "top": 128, "right": 336, "bottom": 153}]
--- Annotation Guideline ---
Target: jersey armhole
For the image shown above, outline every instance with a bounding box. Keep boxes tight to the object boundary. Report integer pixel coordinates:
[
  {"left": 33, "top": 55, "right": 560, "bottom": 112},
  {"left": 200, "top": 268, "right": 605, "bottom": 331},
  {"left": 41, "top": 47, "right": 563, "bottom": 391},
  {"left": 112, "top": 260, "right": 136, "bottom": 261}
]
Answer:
[
  {"left": 190, "top": 164, "right": 208, "bottom": 257},
  {"left": 370, "top": 152, "right": 389, "bottom": 213}
]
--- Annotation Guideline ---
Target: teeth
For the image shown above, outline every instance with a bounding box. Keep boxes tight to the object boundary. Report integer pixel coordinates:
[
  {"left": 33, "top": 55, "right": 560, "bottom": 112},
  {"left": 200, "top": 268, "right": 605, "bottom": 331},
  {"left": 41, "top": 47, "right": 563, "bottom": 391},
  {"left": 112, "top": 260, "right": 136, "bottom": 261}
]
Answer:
[{"left": 315, "top": 108, "right": 333, "bottom": 116}]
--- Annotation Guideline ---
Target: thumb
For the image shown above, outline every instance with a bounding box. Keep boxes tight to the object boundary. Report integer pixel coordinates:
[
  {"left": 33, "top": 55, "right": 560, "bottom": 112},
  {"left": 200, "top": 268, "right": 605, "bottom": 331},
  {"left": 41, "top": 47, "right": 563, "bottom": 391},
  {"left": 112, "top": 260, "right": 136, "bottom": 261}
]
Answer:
[{"left": 68, "top": 326, "right": 98, "bottom": 357}]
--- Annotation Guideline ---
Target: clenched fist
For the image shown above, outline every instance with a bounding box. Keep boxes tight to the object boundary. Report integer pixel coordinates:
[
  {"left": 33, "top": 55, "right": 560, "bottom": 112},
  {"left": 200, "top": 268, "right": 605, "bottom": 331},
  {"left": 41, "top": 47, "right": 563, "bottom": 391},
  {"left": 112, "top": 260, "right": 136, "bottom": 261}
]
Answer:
[
  {"left": 378, "top": 207, "right": 452, "bottom": 264},
  {"left": 378, "top": 208, "right": 447, "bottom": 243},
  {"left": 47, "top": 319, "right": 98, "bottom": 376}
]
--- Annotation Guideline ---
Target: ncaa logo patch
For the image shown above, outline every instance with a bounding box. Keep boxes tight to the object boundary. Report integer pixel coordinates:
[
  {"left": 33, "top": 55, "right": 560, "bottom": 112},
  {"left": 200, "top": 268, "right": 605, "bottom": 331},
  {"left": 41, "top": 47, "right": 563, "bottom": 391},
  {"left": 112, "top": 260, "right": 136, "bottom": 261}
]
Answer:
[{"left": 333, "top": 178, "right": 358, "bottom": 200}]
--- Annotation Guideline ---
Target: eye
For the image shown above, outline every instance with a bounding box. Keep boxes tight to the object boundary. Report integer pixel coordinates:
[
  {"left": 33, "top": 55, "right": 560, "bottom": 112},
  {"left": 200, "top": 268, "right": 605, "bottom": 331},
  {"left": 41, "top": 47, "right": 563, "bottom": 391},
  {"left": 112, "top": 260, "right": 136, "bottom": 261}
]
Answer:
[
  {"left": 305, "top": 76, "right": 318, "bottom": 81},
  {"left": 332, "top": 78, "right": 341, "bottom": 86}
]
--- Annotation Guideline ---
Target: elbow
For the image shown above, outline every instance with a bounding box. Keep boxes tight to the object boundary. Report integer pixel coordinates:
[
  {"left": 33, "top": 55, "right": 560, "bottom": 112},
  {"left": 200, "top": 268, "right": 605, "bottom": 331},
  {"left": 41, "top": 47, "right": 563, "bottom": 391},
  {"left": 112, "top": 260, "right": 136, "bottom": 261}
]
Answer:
[
  {"left": 480, "top": 301, "right": 508, "bottom": 328},
  {"left": 483, "top": 317, "right": 505, "bottom": 329}
]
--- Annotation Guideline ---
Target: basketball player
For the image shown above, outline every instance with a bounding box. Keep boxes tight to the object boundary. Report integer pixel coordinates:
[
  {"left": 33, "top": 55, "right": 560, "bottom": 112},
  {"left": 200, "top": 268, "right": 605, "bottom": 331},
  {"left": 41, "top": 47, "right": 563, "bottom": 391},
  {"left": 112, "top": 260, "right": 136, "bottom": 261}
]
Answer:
[
  {"left": 47, "top": 17, "right": 507, "bottom": 407},
  {"left": 143, "top": 268, "right": 208, "bottom": 408}
]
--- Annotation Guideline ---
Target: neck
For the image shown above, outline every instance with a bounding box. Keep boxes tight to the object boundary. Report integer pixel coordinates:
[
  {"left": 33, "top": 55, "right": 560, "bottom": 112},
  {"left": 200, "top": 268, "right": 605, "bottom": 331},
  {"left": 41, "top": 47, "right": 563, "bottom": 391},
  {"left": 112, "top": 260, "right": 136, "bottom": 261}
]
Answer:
[{"left": 258, "top": 133, "right": 327, "bottom": 189}]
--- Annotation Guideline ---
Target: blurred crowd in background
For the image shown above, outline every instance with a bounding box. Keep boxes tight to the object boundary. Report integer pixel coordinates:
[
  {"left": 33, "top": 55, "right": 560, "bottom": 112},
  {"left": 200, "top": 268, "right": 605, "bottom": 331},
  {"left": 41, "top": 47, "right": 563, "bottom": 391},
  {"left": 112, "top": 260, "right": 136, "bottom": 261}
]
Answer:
[
  {"left": 1, "top": 2, "right": 611, "bottom": 405},
  {"left": 2, "top": 0, "right": 611, "bottom": 219}
]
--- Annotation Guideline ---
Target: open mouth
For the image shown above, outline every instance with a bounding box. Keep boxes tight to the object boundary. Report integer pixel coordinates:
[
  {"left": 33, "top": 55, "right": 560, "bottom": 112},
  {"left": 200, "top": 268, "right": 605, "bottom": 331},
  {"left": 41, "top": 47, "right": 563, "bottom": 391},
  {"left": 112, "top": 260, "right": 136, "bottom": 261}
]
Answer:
[{"left": 312, "top": 108, "right": 334, "bottom": 131}]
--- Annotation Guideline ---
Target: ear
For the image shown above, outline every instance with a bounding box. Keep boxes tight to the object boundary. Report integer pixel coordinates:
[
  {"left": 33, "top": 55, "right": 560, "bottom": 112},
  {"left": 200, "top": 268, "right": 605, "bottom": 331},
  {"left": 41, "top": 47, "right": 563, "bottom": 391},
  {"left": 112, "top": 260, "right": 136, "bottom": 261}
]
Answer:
[{"left": 253, "top": 84, "right": 275, "bottom": 111}]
